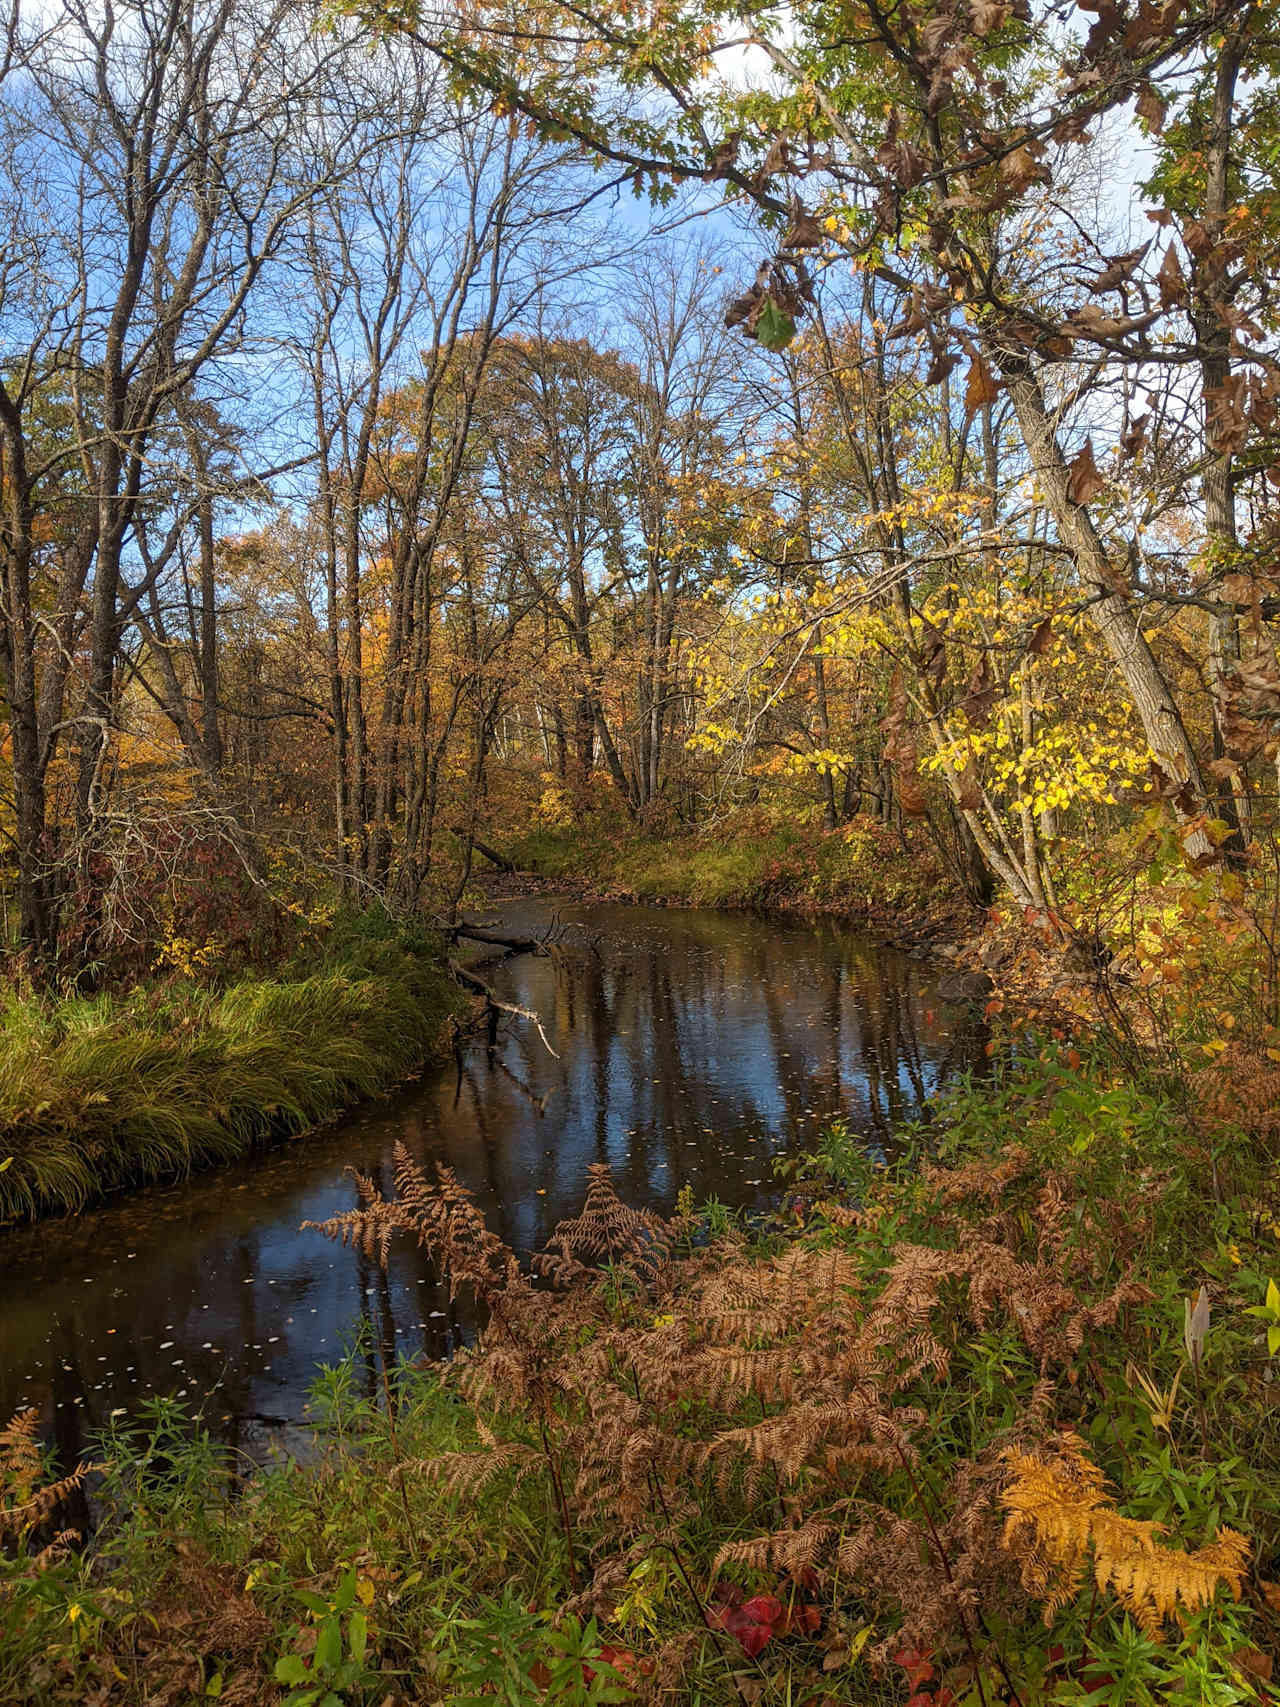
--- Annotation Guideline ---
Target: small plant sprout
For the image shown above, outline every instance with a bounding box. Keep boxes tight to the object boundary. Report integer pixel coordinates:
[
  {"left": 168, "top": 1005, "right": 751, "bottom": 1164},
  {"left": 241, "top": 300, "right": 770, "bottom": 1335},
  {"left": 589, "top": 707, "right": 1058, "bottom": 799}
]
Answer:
[{"left": 1245, "top": 1279, "right": 1280, "bottom": 1357}]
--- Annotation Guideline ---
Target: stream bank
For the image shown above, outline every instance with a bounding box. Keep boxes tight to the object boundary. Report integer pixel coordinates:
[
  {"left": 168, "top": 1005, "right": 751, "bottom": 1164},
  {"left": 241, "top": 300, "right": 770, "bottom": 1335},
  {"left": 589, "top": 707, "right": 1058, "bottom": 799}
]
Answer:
[
  {"left": 505, "top": 810, "right": 982, "bottom": 949},
  {"left": 0, "top": 911, "right": 464, "bottom": 1225},
  {"left": 0, "top": 900, "right": 985, "bottom": 1462}
]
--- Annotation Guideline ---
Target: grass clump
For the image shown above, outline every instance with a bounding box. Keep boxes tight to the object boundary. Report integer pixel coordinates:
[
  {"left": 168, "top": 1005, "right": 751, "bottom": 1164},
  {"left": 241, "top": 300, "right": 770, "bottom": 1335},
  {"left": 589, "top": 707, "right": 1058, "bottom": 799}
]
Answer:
[
  {"left": 5, "top": 1046, "right": 1277, "bottom": 1704},
  {"left": 0, "top": 908, "right": 465, "bottom": 1222}
]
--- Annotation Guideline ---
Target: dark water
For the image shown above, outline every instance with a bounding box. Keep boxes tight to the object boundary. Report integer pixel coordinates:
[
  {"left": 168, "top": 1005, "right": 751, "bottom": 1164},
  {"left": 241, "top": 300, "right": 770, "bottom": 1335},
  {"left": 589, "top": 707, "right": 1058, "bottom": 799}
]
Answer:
[{"left": 0, "top": 901, "right": 984, "bottom": 1464}]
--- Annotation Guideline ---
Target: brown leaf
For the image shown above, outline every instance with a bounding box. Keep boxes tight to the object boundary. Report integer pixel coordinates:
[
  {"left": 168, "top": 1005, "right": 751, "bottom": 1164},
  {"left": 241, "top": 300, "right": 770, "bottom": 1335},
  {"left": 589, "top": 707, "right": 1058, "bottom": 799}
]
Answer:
[
  {"left": 705, "top": 131, "right": 743, "bottom": 175},
  {"left": 879, "top": 666, "right": 912, "bottom": 757},
  {"left": 1205, "top": 375, "right": 1250, "bottom": 455},
  {"left": 1156, "top": 242, "right": 1187, "bottom": 308},
  {"left": 956, "top": 764, "right": 984, "bottom": 811},
  {"left": 1001, "top": 145, "right": 1052, "bottom": 194},
  {"left": 1066, "top": 438, "right": 1106, "bottom": 505},
  {"left": 784, "top": 208, "right": 826, "bottom": 251},
  {"left": 1135, "top": 83, "right": 1166, "bottom": 131},
  {"left": 964, "top": 355, "right": 1000, "bottom": 416},
  {"left": 1182, "top": 218, "right": 1212, "bottom": 260},
  {"left": 886, "top": 289, "right": 930, "bottom": 339},
  {"left": 917, "top": 616, "right": 947, "bottom": 686},
  {"left": 1121, "top": 412, "right": 1150, "bottom": 459},
  {"left": 897, "top": 775, "right": 930, "bottom": 816},
  {"left": 1094, "top": 240, "right": 1151, "bottom": 292},
  {"left": 926, "top": 348, "right": 962, "bottom": 385},
  {"left": 1231, "top": 1648, "right": 1273, "bottom": 1686},
  {"left": 1067, "top": 302, "right": 1160, "bottom": 340},
  {"left": 1028, "top": 615, "right": 1054, "bottom": 656},
  {"left": 961, "top": 652, "right": 999, "bottom": 725},
  {"left": 969, "top": 0, "right": 1010, "bottom": 31},
  {"left": 920, "top": 15, "right": 953, "bottom": 56}
]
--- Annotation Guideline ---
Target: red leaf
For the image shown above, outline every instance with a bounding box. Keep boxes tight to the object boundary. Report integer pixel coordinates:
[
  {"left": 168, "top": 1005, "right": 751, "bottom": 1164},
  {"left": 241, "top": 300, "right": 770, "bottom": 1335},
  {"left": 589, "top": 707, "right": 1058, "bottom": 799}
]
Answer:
[
  {"left": 737, "top": 1621, "right": 773, "bottom": 1658},
  {"left": 583, "top": 1645, "right": 639, "bottom": 1685},
  {"left": 740, "top": 1595, "right": 785, "bottom": 1627},
  {"left": 893, "top": 1647, "right": 937, "bottom": 1689}
]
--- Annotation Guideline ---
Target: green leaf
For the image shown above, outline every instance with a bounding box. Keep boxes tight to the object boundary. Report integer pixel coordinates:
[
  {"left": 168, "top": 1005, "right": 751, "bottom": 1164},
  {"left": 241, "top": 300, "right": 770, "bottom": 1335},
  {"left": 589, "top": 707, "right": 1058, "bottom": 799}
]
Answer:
[
  {"left": 204, "top": 1672, "right": 224, "bottom": 1698},
  {"left": 314, "top": 1615, "right": 342, "bottom": 1673},
  {"left": 295, "top": 1591, "right": 330, "bottom": 1617},
  {"left": 348, "top": 1608, "right": 368, "bottom": 1665},
  {"left": 755, "top": 298, "right": 796, "bottom": 351},
  {"left": 273, "top": 1655, "right": 310, "bottom": 1686},
  {"left": 333, "top": 1568, "right": 357, "bottom": 1614}
]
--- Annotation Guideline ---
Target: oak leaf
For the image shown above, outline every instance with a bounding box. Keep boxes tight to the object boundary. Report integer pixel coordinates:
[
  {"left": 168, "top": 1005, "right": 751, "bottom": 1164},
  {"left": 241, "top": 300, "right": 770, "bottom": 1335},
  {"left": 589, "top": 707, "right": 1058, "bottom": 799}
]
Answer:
[
  {"left": 1066, "top": 439, "right": 1105, "bottom": 505},
  {"left": 964, "top": 355, "right": 999, "bottom": 416},
  {"left": 1156, "top": 242, "right": 1187, "bottom": 308},
  {"left": 1135, "top": 83, "right": 1166, "bottom": 131}
]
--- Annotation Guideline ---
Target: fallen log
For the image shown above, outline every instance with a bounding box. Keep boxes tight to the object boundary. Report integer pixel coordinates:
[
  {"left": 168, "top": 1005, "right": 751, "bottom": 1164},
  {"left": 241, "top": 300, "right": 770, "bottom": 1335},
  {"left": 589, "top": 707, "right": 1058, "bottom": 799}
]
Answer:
[
  {"left": 449, "top": 827, "right": 515, "bottom": 872},
  {"left": 450, "top": 922, "right": 547, "bottom": 954}
]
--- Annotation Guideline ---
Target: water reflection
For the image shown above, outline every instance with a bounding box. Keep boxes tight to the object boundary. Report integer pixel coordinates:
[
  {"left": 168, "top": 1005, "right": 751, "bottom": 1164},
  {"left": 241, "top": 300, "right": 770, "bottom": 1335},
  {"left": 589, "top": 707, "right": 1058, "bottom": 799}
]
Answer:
[{"left": 0, "top": 901, "right": 984, "bottom": 1462}]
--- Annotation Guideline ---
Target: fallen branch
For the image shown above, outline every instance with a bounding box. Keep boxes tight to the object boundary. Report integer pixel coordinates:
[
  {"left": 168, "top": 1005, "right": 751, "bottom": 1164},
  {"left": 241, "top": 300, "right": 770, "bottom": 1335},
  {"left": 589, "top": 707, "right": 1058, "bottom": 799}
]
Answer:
[
  {"left": 447, "top": 958, "right": 560, "bottom": 1058},
  {"left": 450, "top": 922, "right": 547, "bottom": 954}
]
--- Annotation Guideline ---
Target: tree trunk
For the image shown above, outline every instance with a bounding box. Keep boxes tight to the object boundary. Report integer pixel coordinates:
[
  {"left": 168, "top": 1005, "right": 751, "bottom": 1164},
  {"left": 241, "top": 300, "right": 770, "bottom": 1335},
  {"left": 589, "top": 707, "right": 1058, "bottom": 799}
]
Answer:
[{"left": 998, "top": 357, "right": 1210, "bottom": 848}]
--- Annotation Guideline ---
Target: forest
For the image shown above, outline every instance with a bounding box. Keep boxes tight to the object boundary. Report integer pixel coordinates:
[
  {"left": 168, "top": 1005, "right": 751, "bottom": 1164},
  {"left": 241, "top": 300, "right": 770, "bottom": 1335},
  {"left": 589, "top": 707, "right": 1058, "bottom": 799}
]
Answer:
[{"left": 3, "top": 0, "right": 1280, "bottom": 1700}]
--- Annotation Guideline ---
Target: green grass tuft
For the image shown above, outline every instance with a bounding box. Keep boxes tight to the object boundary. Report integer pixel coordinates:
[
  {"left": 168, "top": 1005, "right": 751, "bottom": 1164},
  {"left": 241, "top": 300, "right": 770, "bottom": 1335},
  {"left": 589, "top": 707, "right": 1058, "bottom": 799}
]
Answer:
[{"left": 0, "top": 910, "right": 465, "bottom": 1222}]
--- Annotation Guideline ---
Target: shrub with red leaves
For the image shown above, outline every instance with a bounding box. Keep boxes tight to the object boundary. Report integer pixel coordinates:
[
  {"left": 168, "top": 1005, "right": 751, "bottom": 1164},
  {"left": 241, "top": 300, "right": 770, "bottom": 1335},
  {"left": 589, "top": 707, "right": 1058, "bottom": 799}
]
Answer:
[
  {"left": 892, "top": 1645, "right": 956, "bottom": 1706},
  {"left": 706, "top": 1585, "right": 822, "bottom": 1658}
]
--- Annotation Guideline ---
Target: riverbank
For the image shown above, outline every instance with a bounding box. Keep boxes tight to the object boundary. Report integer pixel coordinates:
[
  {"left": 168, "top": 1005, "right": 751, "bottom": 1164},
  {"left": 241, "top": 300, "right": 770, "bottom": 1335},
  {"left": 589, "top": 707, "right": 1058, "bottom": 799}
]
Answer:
[
  {"left": 507, "top": 809, "right": 980, "bottom": 948},
  {"left": 0, "top": 911, "right": 465, "bottom": 1223},
  {"left": 5, "top": 1045, "right": 1276, "bottom": 1704}
]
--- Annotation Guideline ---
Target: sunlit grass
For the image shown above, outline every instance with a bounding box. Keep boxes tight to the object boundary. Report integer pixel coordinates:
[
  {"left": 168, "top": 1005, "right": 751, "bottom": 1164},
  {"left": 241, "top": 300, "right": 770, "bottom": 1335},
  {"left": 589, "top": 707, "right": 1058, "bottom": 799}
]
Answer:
[{"left": 0, "top": 912, "right": 464, "bottom": 1222}]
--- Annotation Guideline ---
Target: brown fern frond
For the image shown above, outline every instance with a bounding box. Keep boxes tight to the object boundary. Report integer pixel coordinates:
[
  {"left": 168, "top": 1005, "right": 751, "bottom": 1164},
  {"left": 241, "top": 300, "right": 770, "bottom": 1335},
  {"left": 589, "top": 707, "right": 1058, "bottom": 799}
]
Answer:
[
  {"left": 301, "top": 1168, "right": 402, "bottom": 1269},
  {"left": 536, "top": 1162, "right": 674, "bottom": 1285},
  {"left": 0, "top": 1409, "right": 98, "bottom": 1548},
  {"left": 394, "top": 1148, "right": 528, "bottom": 1307},
  {"left": 408, "top": 1437, "right": 543, "bottom": 1498},
  {"left": 0, "top": 1407, "right": 44, "bottom": 1509}
]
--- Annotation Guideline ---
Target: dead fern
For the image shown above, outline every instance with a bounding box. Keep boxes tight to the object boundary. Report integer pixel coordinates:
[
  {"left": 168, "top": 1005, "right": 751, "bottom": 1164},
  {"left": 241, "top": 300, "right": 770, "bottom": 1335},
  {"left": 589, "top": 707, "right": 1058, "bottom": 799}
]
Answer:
[
  {"left": 0, "top": 1408, "right": 96, "bottom": 1562},
  {"left": 299, "top": 1141, "right": 1253, "bottom": 1693},
  {"left": 1000, "top": 1432, "right": 1250, "bottom": 1634}
]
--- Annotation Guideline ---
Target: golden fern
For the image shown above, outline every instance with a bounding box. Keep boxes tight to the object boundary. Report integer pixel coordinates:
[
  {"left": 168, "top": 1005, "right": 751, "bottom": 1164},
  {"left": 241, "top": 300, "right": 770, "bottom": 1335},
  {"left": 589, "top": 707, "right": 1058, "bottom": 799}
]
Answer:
[{"left": 1000, "top": 1433, "right": 1250, "bottom": 1634}]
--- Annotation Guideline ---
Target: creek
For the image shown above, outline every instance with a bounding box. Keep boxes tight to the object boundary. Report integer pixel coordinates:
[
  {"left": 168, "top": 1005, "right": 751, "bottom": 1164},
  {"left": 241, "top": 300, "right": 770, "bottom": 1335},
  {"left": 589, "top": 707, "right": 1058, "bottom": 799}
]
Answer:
[{"left": 0, "top": 899, "right": 985, "bottom": 1465}]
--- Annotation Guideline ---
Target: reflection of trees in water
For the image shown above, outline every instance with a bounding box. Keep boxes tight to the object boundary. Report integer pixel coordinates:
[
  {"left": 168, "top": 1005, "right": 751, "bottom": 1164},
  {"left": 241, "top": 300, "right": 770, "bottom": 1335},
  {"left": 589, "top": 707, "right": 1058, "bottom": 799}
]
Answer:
[{"left": 3, "top": 906, "right": 987, "bottom": 1461}]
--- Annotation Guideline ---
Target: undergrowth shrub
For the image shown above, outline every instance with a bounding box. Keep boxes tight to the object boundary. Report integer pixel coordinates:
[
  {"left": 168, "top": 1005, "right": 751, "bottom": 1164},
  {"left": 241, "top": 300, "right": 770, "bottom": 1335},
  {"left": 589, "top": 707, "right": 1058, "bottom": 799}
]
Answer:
[{"left": 5, "top": 1050, "right": 1277, "bottom": 1703}]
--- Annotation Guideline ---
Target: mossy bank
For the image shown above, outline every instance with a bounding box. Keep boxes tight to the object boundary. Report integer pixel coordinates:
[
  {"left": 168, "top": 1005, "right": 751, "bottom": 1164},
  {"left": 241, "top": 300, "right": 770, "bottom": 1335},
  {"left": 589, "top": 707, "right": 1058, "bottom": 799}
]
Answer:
[
  {"left": 0, "top": 911, "right": 465, "bottom": 1224},
  {"left": 508, "top": 808, "right": 978, "bottom": 946}
]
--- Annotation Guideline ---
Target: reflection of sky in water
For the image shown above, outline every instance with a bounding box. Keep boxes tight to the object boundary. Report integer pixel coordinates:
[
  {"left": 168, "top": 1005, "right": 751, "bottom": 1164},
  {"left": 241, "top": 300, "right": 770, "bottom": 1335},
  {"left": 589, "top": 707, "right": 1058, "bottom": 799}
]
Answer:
[{"left": 0, "top": 902, "right": 984, "bottom": 1466}]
